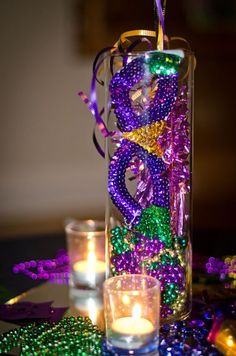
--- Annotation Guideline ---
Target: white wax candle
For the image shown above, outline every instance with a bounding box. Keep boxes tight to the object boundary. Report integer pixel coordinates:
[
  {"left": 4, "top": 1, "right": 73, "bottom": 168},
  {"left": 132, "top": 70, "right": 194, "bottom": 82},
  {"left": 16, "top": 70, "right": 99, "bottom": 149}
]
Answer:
[
  {"left": 110, "top": 303, "right": 155, "bottom": 350},
  {"left": 112, "top": 316, "right": 154, "bottom": 335},
  {"left": 74, "top": 260, "right": 106, "bottom": 273},
  {"left": 73, "top": 237, "right": 106, "bottom": 286},
  {"left": 73, "top": 259, "right": 106, "bottom": 286}
]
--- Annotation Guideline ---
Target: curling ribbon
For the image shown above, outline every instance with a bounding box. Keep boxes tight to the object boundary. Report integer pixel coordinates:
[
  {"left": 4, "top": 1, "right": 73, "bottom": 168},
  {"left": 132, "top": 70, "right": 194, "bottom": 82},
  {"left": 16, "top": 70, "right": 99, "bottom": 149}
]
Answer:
[
  {"left": 156, "top": 0, "right": 165, "bottom": 34},
  {"left": 79, "top": 21, "right": 193, "bottom": 157},
  {"left": 116, "top": 30, "right": 156, "bottom": 48},
  {"left": 155, "top": 0, "right": 165, "bottom": 50},
  {"left": 78, "top": 46, "right": 114, "bottom": 139}
]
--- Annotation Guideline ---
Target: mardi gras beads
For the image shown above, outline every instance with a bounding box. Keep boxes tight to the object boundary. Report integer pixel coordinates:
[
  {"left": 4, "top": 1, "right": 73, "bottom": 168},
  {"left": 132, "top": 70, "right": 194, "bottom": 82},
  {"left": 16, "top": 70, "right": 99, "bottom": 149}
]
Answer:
[
  {"left": 13, "top": 249, "right": 69, "bottom": 282},
  {"left": 107, "top": 50, "right": 192, "bottom": 319},
  {"left": 0, "top": 316, "right": 103, "bottom": 355},
  {"left": 108, "top": 52, "right": 181, "bottom": 224}
]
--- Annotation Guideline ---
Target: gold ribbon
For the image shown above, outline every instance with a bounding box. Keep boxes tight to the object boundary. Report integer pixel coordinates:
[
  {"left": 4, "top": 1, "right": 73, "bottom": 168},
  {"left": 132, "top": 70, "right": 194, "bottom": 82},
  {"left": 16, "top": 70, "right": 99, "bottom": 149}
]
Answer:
[
  {"left": 115, "top": 30, "right": 192, "bottom": 52},
  {"left": 113, "top": 30, "right": 196, "bottom": 76},
  {"left": 113, "top": 29, "right": 156, "bottom": 50}
]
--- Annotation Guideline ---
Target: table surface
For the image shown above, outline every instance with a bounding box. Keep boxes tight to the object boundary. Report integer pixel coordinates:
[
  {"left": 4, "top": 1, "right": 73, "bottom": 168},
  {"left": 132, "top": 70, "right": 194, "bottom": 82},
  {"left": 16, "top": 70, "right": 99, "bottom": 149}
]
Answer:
[
  {"left": 1, "top": 279, "right": 236, "bottom": 356},
  {"left": 0, "top": 282, "right": 105, "bottom": 335},
  {"left": 2, "top": 277, "right": 236, "bottom": 335}
]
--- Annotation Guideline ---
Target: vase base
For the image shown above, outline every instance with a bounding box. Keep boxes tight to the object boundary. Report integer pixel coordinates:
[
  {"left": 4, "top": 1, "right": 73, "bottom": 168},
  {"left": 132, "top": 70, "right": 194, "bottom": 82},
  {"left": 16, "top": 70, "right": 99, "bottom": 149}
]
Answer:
[{"left": 161, "top": 306, "right": 192, "bottom": 325}]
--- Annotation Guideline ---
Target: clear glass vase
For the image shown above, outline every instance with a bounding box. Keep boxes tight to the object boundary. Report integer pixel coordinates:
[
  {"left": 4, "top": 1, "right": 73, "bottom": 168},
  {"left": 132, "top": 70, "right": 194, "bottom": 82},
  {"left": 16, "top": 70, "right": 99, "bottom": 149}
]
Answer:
[{"left": 105, "top": 49, "right": 194, "bottom": 322}]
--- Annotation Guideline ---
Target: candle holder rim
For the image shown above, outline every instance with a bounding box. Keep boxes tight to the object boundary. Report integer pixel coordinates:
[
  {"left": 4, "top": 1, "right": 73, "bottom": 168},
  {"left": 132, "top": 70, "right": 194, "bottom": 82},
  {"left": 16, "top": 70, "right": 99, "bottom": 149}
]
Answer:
[
  {"left": 103, "top": 274, "right": 160, "bottom": 292},
  {"left": 65, "top": 219, "right": 105, "bottom": 237}
]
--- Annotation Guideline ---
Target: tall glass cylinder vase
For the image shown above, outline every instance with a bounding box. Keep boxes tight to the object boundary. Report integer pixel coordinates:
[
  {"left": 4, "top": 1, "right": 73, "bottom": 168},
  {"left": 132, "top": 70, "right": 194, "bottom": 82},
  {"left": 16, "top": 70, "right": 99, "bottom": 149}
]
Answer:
[{"left": 105, "top": 49, "right": 194, "bottom": 322}]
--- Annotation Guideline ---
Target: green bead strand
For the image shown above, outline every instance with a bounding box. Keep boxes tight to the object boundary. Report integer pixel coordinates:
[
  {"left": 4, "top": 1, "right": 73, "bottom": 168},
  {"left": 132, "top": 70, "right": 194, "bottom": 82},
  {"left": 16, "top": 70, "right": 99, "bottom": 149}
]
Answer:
[
  {"left": 135, "top": 205, "right": 173, "bottom": 248},
  {"left": 0, "top": 316, "right": 104, "bottom": 355},
  {"left": 148, "top": 52, "right": 181, "bottom": 76}
]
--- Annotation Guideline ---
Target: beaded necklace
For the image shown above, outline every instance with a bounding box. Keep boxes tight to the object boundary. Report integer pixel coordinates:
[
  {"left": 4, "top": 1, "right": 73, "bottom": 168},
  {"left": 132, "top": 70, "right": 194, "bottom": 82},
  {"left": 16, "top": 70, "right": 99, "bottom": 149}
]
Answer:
[
  {"left": 13, "top": 250, "right": 69, "bottom": 282},
  {"left": 0, "top": 316, "right": 103, "bottom": 355}
]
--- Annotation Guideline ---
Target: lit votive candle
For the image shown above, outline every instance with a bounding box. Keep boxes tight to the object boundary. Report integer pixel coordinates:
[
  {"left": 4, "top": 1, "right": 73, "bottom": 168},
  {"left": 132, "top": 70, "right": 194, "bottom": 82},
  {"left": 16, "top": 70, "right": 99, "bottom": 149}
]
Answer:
[
  {"left": 104, "top": 275, "right": 160, "bottom": 354},
  {"left": 111, "top": 304, "right": 155, "bottom": 349},
  {"left": 73, "top": 239, "right": 105, "bottom": 287},
  {"left": 73, "top": 257, "right": 106, "bottom": 286},
  {"left": 66, "top": 220, "right": 105, "bottom": 293}
]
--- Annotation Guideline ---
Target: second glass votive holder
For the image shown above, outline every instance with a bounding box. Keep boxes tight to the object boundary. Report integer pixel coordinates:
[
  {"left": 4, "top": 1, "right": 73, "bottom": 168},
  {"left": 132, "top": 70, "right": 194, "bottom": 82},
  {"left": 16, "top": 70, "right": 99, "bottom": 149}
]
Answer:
[
  {"left": 66, "top": 219, "right": 106, "bottom": 296},
  {"left": 104, "top": 274, "right": 160, "bottom": 355}
]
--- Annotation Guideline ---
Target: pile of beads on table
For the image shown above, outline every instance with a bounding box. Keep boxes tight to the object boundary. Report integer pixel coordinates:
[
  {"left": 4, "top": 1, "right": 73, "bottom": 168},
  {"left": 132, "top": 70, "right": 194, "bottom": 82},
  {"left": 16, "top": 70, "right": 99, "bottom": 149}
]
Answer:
[{"left": 0, "top": 316, "right": 103, "bottom": 355}]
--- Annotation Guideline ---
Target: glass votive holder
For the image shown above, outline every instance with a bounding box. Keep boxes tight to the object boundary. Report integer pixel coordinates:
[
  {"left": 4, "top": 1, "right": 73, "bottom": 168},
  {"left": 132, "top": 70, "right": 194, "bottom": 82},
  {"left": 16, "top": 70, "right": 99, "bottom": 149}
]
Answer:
[
  {"left": 65, "top": 219, "right": 106, "bottom": 296},
  {"left": 104, "top": 274, "right": 160, "bottom": 355}
]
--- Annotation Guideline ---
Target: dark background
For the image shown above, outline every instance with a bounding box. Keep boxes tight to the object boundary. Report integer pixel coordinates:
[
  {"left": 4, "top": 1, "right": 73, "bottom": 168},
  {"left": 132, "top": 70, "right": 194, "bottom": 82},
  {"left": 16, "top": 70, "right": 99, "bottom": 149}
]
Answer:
[
  {"left": 78, "top": 0, "right": 236, "bottom": 250},
  {"left": 0, "top": 0, "right": 236, "bottom": 299}
]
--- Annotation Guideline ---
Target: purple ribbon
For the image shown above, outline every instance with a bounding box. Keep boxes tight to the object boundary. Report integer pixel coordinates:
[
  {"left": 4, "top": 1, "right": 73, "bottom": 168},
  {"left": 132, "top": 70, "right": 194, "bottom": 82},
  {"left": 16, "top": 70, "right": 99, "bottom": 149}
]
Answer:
[
  {"left": 79, "top": 46, "right": 115, "bottom": 139},
  {"left": 78, "top": 47, "right": 115, "bottom": 157},
  {"left": 79, "top": 40, "right": 156, "bottom": 157},
  {"left": 155, "top": 0, "right": 165, "bottom": 35},
  {"left": 79, "top": 2, "right": 166, "bottom": 157},
  {"left": 89, "top": 50, "right": 113, "bottom": 138}
]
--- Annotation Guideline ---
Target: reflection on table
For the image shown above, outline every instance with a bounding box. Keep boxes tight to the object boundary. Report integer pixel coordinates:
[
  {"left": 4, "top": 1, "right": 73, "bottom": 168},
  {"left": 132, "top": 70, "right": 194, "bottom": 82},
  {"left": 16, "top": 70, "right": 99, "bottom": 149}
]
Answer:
[{"left": 0, "top": 282, "right": 105, "bottom": 334}]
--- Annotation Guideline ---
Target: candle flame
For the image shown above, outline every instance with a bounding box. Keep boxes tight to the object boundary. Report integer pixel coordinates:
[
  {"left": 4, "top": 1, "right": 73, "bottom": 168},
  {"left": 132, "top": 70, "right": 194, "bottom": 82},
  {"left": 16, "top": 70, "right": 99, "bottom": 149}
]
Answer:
[
  {"left": 88, "top": 251, "right": 96, "bottom": 268},
  {"left": 122, "top": 295, "right": 130, "bottom": 305},
  {"left": 226, "top": 336, "right": 234, "bottom": 347},
  {"left": 87, "top": 240, "right": 96, "bottom": 277},
  {"left": 132, "top": 303, "right": 141, "bottom": 320},
  {"left": 88, "top": 239, "right": 95, "bottom": 252}
]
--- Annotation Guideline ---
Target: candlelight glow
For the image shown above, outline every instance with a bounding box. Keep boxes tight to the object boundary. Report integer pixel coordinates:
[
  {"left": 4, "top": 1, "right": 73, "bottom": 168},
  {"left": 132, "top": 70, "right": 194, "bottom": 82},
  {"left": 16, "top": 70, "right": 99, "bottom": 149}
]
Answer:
[
  {"left": 132, "top": 303, "right": 142, "bottom": 320},
  {"left": 88, "top": 240, "right": 96, "bottom": 270},
  {"left": 87, "top": 240, "right": 96, "bottom": 286},
  {"left": 87, "top": 298, "right": 98, "bottom": 325},
  {"left": 122, "top": 295, "right": 130, "bottom": 305},
  {"left": 88, "top": 239, "right": 95, "bottom": 252},
  {"left": 226, "top": 336, "right": 234, "bottom": 347}
]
